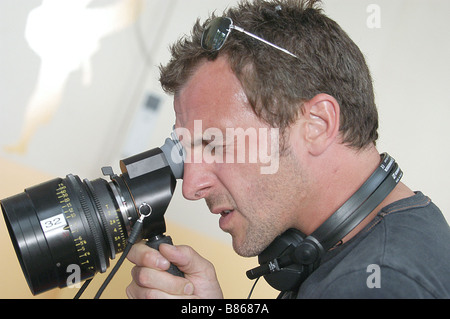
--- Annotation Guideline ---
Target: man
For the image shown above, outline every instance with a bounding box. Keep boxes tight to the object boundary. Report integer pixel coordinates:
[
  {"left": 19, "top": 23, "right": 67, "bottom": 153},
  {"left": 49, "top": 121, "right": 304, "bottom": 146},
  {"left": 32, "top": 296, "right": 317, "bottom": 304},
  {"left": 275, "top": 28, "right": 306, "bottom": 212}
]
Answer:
[{"left": 126, "top": 0, "right": 450, "bottom": 298}]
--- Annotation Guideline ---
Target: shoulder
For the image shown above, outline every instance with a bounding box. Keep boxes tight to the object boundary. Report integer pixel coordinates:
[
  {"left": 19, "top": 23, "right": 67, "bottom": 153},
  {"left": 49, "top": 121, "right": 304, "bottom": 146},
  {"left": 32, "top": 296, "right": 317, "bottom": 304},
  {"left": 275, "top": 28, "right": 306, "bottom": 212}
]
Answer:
[
  {"left": 298, "top": 192, "right": 450, "bottom": 298},
  {"left": 316, "top": 265, "right": 437, "bottom": 298}
]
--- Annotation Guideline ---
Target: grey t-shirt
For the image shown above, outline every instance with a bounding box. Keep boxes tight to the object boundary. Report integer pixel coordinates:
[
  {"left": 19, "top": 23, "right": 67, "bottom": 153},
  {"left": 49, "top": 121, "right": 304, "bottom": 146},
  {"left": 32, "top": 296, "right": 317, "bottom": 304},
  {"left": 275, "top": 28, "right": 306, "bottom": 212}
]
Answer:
[{"left": 289, "top": 192, "right": 450, "bottom": 298}]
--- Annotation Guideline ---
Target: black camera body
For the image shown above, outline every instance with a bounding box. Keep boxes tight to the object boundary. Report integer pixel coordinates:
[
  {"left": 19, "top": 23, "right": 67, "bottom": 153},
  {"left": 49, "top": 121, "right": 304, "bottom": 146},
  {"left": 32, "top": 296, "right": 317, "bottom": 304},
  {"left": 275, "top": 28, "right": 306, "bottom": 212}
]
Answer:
[{"left": 1, "top": 135, "right": 184, "bottom": 295}]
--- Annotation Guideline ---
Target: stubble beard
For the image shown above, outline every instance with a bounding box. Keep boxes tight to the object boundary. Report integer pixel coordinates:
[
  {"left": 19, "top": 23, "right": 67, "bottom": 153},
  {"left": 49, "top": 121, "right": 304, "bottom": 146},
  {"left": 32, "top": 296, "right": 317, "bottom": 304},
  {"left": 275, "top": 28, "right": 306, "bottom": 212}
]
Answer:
[
  {"left": 206, "top": 143, "right": 307, "bottom": 258},
  {"left": 235, "top": 148, "right": 306, "bottom": 257},
  {"left": 232, "top": 215, "right": 284, "bottom": 257},
  {"left": 205, "top": 193, "right": 274, "bottom": 257}
]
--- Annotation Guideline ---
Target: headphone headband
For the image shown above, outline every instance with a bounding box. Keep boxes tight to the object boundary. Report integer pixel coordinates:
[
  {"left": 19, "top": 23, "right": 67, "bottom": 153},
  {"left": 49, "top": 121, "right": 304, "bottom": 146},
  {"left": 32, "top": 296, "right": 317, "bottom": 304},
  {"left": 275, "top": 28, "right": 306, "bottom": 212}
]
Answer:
[{"left": 310, "top": 153, "right": 402, "bottom": 252}]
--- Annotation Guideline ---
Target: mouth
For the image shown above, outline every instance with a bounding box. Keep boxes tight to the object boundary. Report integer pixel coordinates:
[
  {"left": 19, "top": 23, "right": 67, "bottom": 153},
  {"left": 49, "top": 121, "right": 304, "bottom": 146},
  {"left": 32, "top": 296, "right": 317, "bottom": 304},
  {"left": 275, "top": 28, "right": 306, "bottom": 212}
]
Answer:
[
  {"left": 210, "top": 207, "right": 235, "bottom": 231},
  {"left": 220, "top": 209, "right": 233, "bottom": 217},
  {"left": 211, "top": 206, "right": 234, "bottom": 216},
  {"left": 219, "top": 209, "right": 234, "bottom": 231}
]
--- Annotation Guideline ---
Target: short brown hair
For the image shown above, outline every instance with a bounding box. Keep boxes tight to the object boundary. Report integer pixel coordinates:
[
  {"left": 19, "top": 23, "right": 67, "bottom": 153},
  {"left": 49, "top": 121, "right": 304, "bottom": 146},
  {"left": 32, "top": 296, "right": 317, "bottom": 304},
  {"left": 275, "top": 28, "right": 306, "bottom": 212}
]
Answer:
[{"left": 160, "top": 0, "right": 378, "bottom": 149}]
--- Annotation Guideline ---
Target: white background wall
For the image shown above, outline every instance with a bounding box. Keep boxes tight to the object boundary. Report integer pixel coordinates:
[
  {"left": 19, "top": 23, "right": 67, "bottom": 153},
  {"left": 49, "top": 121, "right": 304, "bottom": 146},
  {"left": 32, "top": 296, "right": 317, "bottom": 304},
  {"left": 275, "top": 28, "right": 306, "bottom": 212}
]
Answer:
[{"left": 1, "top": 0, "right": 449, "bottom": 247}]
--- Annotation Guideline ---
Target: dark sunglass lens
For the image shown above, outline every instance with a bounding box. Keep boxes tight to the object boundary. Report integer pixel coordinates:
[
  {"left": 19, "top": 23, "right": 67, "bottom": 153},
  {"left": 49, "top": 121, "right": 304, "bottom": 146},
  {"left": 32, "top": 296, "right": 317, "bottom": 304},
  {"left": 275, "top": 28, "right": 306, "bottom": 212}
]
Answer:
[{"left": 202, "top": 17, "right": 232, "bottom": 51}]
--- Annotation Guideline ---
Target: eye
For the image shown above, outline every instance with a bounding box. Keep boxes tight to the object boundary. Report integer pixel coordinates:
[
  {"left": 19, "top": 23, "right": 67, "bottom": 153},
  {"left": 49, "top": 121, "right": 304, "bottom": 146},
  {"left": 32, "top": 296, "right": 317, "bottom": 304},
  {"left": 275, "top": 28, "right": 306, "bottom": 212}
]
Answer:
[{"left": 203, "top": 138, "right": 223, "bottom": 156}]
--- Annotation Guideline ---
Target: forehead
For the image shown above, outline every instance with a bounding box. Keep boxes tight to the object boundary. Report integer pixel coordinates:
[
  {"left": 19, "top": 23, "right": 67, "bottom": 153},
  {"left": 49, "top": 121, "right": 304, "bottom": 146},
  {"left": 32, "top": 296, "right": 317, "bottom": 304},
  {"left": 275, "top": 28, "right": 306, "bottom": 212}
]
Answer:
[{"left": 174, "top": 56, "right": 261, "bottom": 131}]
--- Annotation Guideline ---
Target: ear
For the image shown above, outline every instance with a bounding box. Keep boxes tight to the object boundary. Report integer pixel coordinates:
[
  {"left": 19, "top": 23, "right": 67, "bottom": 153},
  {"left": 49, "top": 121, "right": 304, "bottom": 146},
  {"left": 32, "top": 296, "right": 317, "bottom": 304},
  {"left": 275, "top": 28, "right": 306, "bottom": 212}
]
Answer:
[{"left": 302, "top": 93, "right": 340, "bottom": 156}]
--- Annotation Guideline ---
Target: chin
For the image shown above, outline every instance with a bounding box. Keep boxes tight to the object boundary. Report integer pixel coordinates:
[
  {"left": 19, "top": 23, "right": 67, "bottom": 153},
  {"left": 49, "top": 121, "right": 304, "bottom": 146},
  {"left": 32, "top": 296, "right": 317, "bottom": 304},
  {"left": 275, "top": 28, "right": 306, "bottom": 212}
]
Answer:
[{"left": 231, "top": 237, "right": 268, "bottom": 258}]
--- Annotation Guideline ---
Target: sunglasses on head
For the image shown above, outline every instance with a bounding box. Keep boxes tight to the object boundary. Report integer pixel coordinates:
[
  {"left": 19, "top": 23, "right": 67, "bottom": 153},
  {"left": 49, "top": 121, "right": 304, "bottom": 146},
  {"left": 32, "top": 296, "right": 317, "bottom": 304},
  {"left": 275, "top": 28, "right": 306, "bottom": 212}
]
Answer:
[{"left": 201, "top": 17, "right": 299, "bottom": 59}]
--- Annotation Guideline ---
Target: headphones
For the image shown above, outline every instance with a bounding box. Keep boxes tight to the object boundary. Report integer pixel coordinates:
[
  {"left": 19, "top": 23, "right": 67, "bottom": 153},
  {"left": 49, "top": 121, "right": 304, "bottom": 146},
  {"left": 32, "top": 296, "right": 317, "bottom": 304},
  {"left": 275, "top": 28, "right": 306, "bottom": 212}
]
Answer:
[{"left": 246, "top": 153, "right": 403, "bottom": 292}]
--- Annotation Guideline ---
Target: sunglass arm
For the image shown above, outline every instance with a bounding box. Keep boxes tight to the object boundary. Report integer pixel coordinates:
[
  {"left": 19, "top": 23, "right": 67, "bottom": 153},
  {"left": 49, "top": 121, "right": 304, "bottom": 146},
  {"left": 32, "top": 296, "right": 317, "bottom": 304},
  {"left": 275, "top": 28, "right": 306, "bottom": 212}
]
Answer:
[{"left": 230, "top": 25, "right": 298, "bottom": 58}]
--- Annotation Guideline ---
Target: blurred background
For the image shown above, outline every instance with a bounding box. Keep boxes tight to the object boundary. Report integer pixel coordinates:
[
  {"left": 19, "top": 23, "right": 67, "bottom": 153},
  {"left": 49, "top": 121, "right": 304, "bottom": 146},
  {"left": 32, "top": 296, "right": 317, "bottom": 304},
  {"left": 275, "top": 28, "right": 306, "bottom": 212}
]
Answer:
[{"left": 0, "top": 0, "right": 449, "bottom": 298}]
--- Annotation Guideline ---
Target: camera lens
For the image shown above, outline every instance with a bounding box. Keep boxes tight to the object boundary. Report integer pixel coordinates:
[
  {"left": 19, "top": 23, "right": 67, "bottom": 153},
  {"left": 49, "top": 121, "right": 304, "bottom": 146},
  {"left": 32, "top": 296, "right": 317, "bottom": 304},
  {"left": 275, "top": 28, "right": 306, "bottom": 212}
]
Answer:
[
  {"left": 1, "top": 136, "right": 184, "bottom": 296},
  {"left": 1, "top": 173, "right": 137, "bottom": 295}
]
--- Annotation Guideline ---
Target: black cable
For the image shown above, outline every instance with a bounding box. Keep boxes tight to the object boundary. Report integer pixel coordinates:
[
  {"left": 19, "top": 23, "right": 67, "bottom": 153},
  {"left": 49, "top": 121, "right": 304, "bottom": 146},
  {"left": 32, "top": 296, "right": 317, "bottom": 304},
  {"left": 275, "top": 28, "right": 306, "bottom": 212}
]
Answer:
[
  {"left": 94, "top": 218, "right": 144, "bottom": 299},
  {"left": 247, "top": 276, "right": 260, "bottom": 299},
  {"left": 74, "top": 278, "right": 92, "bottom": 299},
  {"left": 93, "top": 241, "right": 134, "bottom": 299},
  {"left": 73, "top": 215, "right": 145, "bottom": 299}
]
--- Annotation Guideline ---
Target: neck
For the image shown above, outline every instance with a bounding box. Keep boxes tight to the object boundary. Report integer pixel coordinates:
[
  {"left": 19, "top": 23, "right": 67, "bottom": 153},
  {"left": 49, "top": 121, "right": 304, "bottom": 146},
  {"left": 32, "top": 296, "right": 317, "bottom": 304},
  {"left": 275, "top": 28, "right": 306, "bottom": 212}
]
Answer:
[
  {"left": 341, "top": 180, "right": 414, "bottom": 244},
  {"left": 298, "top": 144, "right": 414, "bottom": 241}
]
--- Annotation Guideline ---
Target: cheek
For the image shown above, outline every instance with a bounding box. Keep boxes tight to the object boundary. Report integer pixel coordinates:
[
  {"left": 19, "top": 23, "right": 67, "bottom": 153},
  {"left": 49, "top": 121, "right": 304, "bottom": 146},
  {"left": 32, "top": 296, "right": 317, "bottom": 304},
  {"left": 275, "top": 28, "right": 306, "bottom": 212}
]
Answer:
[
  {"left": 216, "top": 162, "right": 260, "bottom": 189},
  {"left": 213, "top": 162, "right": 261, "bottom": 211},
  {"left": 255, "top": 156, "right": 307, "bottom": 222}
]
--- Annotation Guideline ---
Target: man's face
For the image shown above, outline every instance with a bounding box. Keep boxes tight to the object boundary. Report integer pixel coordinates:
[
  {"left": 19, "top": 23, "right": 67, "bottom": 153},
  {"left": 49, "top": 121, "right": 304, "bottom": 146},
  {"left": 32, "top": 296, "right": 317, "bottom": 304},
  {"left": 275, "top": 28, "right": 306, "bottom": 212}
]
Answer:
[{"left": 174, "top": 56, "right": 309, "bottom": 257}]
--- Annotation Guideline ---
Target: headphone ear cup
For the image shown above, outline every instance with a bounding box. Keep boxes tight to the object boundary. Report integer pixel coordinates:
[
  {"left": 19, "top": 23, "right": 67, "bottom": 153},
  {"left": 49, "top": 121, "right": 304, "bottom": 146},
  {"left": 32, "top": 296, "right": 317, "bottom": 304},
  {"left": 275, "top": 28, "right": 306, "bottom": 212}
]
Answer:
[{"left": 258, "top": 229, "right": 310, "bottom": 291}]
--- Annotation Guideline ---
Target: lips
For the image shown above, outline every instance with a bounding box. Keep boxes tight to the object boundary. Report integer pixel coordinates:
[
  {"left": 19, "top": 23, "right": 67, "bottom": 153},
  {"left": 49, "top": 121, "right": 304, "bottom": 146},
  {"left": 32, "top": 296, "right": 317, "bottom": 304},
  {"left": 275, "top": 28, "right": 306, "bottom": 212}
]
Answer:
[
  {"left": 211, "top": 207, "right": 234, "bottom": 216},
  {"left": 211, "top": 207, "right": 235, "bottom": 231},
  {"left": 220, "top": 209, "right": 233, "bottom": 217}
]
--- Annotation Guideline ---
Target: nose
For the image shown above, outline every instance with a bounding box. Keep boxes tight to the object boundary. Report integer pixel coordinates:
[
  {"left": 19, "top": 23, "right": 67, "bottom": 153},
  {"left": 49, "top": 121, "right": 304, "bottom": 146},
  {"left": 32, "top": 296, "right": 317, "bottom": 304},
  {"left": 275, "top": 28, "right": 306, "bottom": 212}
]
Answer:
[{"left": 181, "top": 161, "right": 215, "bottom": 200}]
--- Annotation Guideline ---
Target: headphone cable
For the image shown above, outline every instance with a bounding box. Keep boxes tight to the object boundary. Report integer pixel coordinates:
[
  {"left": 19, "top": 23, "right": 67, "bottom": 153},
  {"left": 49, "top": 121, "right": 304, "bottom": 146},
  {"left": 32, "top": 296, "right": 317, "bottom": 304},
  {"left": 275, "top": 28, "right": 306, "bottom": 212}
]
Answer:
[
  {"left": 247, "top": 276, "right": 261, "bottom": 299},
  {"left": 73, "top": 212, "right": 147, "bottom": 299}
]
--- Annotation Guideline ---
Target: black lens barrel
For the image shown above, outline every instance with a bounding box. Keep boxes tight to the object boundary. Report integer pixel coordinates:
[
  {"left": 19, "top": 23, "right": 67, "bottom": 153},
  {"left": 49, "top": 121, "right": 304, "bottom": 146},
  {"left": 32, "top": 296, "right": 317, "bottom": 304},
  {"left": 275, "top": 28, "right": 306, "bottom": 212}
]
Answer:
[
  {"left": 2, "top": 177, "right": 93, "bottom": 294},
  {"left": 1, "top": 174, "right": 136, "bottom": 295},
  {"left": 1, "top": 138, "right": 183, "bottom": 296}
]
